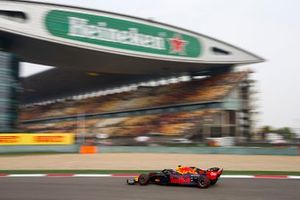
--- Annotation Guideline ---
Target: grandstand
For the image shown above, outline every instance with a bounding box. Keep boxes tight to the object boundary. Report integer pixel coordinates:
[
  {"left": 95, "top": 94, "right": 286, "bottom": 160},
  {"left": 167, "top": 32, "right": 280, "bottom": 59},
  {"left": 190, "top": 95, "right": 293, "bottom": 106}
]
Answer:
[
  {"left": 20, "top": 71, "right": 247, "bottom": 120},
  {"left": 20, "top": 71, "right": 255, "bottom": 142},
  {"left": 0, "top": 1, "right": 263, "bottom": 144}
]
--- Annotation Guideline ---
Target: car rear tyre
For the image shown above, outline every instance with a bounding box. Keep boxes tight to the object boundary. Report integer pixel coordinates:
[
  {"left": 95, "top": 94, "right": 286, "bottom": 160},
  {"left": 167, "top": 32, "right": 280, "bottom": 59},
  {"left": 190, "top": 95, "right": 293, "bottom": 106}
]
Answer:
[
  {"left": 197, "top": 176, "right": 210, "bottom": 188},
  {"left": 210, "top": 179, "right": 218, "bottom": 185},
  {"left": 138, "top": 174, "right": 150, "bottom": 185}
]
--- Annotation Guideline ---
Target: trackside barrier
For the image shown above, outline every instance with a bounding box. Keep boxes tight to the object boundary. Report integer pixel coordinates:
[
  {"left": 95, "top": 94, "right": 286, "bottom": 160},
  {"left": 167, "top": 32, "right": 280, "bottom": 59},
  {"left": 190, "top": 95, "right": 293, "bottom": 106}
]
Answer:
[
  {"left": 98, "top": 146, "right": 299, "bottom": 156},
  {"left": 0, "top": 133, "right": 77, "bottom": 154},
  {"left": 0, "top": 145, "right": 80, "bottom": 153},
  {"left": 0, "top": 133, "right": 74, "bottom": 145}
]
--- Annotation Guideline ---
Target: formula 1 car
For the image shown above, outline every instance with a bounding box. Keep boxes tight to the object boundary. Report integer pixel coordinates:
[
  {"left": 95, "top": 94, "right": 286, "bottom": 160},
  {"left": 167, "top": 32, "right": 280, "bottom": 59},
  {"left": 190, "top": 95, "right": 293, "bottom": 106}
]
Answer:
[{"left": 127, "top": 167, "right": 223, "bottom": 188}]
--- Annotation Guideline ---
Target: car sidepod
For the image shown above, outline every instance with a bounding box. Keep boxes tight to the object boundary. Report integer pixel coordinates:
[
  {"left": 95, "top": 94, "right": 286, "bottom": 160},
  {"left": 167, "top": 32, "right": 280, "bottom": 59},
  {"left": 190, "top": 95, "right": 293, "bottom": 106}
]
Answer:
[{"left": 168, "top": 174, "right": 199, "bottom": 186}]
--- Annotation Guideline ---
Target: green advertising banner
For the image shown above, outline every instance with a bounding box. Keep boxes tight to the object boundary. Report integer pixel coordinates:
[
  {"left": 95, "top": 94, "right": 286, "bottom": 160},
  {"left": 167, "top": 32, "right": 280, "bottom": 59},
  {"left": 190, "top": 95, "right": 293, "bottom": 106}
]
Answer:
[{"left": 45, "top": 10, "right": 202, "bottom": 58}]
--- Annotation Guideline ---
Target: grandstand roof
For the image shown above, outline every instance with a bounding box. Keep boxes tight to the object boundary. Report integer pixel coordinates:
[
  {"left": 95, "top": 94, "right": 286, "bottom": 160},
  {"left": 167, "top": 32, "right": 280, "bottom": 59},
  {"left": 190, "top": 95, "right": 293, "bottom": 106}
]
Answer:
[{"left": 0, "top": 0, "right": 264, "bottom": 103}]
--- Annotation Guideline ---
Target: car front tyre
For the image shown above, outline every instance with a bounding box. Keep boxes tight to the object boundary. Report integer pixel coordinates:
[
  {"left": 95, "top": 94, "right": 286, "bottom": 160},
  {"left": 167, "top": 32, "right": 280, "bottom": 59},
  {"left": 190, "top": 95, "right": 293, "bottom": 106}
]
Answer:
[{"left": 138, "top": 174, "right": 150, "bottom": 185}]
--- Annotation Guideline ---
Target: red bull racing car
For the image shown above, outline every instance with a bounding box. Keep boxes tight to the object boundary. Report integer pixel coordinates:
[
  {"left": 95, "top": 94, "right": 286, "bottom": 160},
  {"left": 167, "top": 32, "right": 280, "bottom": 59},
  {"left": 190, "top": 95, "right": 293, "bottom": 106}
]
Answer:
[{"left": 127, "top": 166, "right": 223, "bottom": 188}]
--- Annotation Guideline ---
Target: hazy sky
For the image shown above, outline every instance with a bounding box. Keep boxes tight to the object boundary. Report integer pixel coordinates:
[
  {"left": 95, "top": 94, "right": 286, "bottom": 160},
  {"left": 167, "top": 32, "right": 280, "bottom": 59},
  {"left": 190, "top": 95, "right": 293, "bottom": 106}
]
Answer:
[{"left": 23, "top": 0, "right": 300, "bottom": 129}]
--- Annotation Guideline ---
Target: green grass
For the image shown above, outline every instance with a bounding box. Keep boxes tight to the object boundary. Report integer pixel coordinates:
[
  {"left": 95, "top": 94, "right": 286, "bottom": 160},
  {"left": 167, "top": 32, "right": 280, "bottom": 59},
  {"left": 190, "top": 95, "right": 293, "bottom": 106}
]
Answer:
[{"left": 0, "top": 170, "right": 299, "bottom": 175}]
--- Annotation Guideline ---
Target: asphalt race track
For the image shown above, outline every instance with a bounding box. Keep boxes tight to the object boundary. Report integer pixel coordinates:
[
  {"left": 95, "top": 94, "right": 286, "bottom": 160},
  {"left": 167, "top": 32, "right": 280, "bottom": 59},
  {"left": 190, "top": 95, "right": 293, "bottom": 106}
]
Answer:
[{"left": 0, "top": 177, "right": 299, "bottom": 200}]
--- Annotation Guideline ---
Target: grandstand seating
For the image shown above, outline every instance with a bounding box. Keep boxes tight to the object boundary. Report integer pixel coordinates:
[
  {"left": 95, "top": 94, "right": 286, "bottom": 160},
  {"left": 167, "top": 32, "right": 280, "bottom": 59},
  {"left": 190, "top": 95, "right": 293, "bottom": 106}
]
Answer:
[
  {"left": 21, "top": 109, "right": 221, "bottom": 137},
  {"left": 20, "top": 71, "right": 247, "bottom": 121},
  {"left": 20, "top": 71, "right": 248, "bottom": 138}
]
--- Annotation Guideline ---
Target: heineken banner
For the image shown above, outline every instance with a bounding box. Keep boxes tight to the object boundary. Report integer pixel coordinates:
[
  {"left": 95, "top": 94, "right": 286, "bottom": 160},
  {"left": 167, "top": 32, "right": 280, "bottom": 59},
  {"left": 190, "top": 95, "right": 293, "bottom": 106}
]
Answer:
[{"left": 45, "top": 10, "right": 202, "bottom": 58}]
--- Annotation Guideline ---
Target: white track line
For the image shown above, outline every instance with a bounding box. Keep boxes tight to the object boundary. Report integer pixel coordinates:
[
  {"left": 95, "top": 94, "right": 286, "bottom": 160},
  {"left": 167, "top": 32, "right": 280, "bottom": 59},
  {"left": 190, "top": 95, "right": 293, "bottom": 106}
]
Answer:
[
  {"left": 287, "top": 176, "right": 300, "bottom": 179},
  {"left": 0, "top": 174, "right": 299, "bottom": 179},
  {"left": 8, "top": 174, "right": 46, "bottom": 177},
  {"left": 221, "top": 175, "right": 254, "bottom": 178},
  {"left": 73, "top": 174, "right": 112, "bottom": 177}
]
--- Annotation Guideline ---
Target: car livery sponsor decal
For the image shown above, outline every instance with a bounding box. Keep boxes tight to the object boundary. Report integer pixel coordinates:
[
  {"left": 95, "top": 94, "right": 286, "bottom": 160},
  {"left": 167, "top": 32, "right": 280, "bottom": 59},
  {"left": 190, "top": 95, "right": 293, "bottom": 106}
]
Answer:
[{"left": 170, "top": 176, "right": 191, "bottom": 184}]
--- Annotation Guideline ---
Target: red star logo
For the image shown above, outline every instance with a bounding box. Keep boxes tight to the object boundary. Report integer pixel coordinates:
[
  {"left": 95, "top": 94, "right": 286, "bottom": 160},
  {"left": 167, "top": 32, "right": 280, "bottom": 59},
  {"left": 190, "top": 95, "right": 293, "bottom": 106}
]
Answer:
[{"left": 168, "top": 34, "right": 188, "bottom": 55}]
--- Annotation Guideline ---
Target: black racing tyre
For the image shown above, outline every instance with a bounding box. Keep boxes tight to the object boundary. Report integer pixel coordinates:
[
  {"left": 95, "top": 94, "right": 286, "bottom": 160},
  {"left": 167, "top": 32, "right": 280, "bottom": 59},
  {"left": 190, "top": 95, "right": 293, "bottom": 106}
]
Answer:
[
  {"left": 197, "top": 176, "right": 210, "bottom": 188},
  {"left": 210, "top": 179, "right": 218, "bottom": 185},
  {"left": 138, "top": 174, "right": 150, "bottom": 185}
]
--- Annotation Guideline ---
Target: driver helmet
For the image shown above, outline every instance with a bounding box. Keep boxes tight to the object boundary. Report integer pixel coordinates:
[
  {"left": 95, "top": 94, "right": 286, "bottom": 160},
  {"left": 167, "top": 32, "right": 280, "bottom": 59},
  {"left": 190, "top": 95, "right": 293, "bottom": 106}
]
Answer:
[{"left": 176, "top": 165, "right": 182, "bottom": 171}]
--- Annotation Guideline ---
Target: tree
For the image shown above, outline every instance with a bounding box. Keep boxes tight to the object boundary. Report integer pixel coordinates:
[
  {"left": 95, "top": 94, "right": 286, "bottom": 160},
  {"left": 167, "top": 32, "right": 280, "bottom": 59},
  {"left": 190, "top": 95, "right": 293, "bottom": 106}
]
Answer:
[
  {"left": 275, "top": 127, "right": 295, "bottom": 140},
  {"left": 259, "top": 125, "right": 273, "bottom": 140}
]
